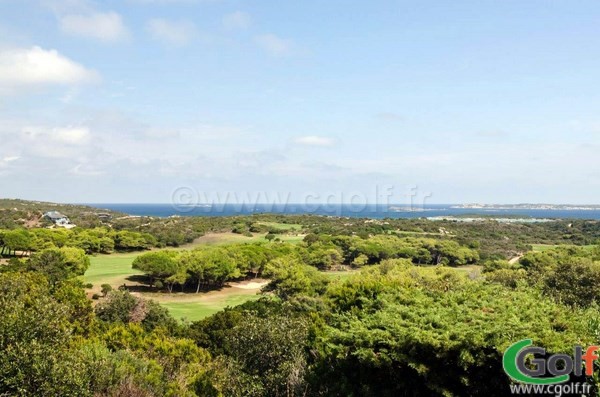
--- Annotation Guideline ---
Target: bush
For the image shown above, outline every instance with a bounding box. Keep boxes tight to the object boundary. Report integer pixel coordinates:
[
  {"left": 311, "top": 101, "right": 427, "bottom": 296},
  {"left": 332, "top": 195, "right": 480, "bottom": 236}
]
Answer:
[
  {"left": 95, "top": 290, "right": 178, "bottom": 332},
  {"left": 100, "top": 283, "right": 113, "bottom": 296},
  {"left": 543, "top": 259, "right": 600, "bottom": 307}
]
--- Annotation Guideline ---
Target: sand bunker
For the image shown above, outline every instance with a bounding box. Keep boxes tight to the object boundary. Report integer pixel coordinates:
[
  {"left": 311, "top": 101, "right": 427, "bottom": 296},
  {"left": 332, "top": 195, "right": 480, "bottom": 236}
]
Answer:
[{"left": 230, "top": 280, "right": 270, "bottom": 290}]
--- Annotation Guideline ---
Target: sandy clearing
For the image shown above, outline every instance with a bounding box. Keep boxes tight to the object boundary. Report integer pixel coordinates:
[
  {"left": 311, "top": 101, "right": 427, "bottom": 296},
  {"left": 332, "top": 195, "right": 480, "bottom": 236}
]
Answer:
[
  {"left": 128, "top": 278, "right": 270, "bottom": 304},
  {"left": 230, "top": 279, "right": 270, "bottom": 290},
  {"left": 508, "top": 255, "right": 522, "bottom": 264}
]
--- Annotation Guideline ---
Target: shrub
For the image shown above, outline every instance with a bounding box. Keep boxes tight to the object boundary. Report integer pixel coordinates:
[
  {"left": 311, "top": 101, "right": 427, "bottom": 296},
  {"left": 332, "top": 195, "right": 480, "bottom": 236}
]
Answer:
[{"left": 100, "top": 283, "right": 113, "bottom": 296}]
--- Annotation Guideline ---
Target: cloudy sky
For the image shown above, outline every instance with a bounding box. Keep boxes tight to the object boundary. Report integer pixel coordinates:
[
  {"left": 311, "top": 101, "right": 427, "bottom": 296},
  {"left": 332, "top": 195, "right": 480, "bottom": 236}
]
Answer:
[{"left": 1, "top": 0, "right": 600, "bottom": 204}]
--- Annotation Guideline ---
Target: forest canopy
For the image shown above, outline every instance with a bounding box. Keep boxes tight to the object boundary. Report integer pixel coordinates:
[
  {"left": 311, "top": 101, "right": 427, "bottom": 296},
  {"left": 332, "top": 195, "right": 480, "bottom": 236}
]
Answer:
[{"left": 1, "top": 203, "right": 600, "bottom": 396}]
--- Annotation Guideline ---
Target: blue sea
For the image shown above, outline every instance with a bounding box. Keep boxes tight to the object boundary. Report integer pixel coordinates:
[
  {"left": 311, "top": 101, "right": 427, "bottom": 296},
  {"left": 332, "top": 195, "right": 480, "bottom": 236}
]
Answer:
[{"left": 84, "top": 203, "right": 600, "bottom": 220}]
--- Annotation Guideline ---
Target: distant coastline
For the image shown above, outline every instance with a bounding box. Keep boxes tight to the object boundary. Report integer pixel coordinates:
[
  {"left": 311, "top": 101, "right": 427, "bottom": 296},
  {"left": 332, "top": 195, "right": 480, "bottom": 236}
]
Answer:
[
  {"left": 451, "top": 204, "right": 600, "bottom": 210},
  {"left": 82, "top": 203, "right": 600, "bottom": 220}
]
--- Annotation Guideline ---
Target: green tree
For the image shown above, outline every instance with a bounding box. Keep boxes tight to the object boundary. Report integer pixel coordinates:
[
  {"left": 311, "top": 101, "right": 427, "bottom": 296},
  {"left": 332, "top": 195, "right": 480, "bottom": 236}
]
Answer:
[
  {"left": 351, "top": 253, "right": 369, "bottom": 267},
  {"left": 224, "top": 314, "right": 310, "bottom": 396},
  {"left": 101, "top": 283, "right": 113, "bottom": 296},
  {"left": 303, "top": 233, "right": 320, "bottom": 245},
  {"left": 27, "top": 249, "right": 69, "bottom": 286},
  {"left": 315, "top": 263, "right": 593, "bottom": 396},
  {"left": 95, "top": 289, "right": 138, "bottom": 324},
  {"left": 304, "top": 244, "right": 343, "bottom": 270},
  {"left": 181, "top": 248, "right": 241, "bottom": 292},
  {"left": 1, "top": 229, "right": 32, "bottom": 256},
  {"left": 27, "top": 247, "right": 89, "bottom": 286},
  {"left": 95, "top": 290, "right": 177, "bottom": 332},
  {"left": 53, "top": 279, "right": 95, "bottom": 335},
  {"left": 543, "top": 258, "right": 600, "bottom": 307},
  {"left": 0, "top": 272, "right": 93, "bottom": 396},
  {"left": 114, "top": 230, "right": 156, "bottom": 251},
  {"left": 132, "top": 250, "right": 182, "bottom": 292},
  {"left": 263, "top": 257, "right": 329, "bottom": 299},
  {"left": 59, "top": 246, "right": 90, "bottom": 275}
]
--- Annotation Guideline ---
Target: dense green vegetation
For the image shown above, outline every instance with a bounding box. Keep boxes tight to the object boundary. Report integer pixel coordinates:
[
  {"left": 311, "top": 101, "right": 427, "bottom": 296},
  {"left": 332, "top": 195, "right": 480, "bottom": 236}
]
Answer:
[
  {"left": 126, "top": 234, "right": 479, "bottom": 295},
  {"left": 2, "top": 201, "right": 600, "bottom": 395},
  {"left": 3, "top": 198, "right": 600, "bottom": 258}
]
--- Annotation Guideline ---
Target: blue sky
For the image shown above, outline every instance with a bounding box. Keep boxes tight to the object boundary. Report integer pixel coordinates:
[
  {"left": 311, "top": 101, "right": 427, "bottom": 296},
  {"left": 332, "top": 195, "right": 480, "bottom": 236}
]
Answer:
[{"left": 1, "top": 0, "right": 600, "bottom": 204}]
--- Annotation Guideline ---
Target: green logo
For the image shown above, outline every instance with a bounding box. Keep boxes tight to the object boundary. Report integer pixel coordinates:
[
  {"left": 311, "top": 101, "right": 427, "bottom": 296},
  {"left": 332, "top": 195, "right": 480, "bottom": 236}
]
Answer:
[{"left": 503, "top": 339, "right": 570, "bottom": 385}]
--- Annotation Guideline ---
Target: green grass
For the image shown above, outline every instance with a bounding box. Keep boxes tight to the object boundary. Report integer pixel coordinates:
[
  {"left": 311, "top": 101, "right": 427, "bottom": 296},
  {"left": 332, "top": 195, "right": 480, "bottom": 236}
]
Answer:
[
  {"left": 82, "top": 232, "right": 303, "bottom": 289},
  {"left": 531, "top": 244, "right": 596, "bottom": 252},
  {"left": 195, "top": 232, "right": 305, "bottom": 246},
  {"left": 194, "top": 233, "right": 265, "bottom": 245},
  {"left": 81, "top": 232, "right": 318, "bottom": 322},
  {"left": 161, "top": 294, "right": 261, "bottom": 322},
  {"left": 452, "top": 265, "right": 482, "bottom": 274},
  {"left": 83, "top": 253, "right": 142, "bottom": 286},
  {"left": 83, "top": 243, "right": 268, "bottom": 322},
  {"left": 531, "top": 244, "right": 558, "bottom": 252},
  {"left": 84, "top": 251, "right": 264, "bottom": 322},
  {"left": 275, "top": 235, "right": 305, "bottom": 243},
  {"left": 323, "top": 270, "right": 358, "bottom": 282},
  {"left": 83, "top": 232, "right": 307, "bottom": 289}
]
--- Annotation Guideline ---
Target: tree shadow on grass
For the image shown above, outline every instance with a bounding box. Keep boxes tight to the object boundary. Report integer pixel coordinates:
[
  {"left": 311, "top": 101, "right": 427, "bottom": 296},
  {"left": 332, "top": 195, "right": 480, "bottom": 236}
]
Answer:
[
  {"left": 122, "top": 274, "right": 233, "bottom": 294},
  {"left": 126, "top": 274, "right": 149, "bottom": 284}
]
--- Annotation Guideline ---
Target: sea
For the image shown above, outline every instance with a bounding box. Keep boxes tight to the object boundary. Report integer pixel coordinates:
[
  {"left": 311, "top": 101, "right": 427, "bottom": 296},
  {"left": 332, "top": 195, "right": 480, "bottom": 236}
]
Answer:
[{"left": 84, "top": 203, "right": 600, "bottom": 221}]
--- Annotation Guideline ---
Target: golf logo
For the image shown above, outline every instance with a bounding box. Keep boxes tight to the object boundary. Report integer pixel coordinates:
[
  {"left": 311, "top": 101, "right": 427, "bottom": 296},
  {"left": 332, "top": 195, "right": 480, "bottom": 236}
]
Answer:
[{"left": 503, "top": 339, "right": 598, "bottom": 385}]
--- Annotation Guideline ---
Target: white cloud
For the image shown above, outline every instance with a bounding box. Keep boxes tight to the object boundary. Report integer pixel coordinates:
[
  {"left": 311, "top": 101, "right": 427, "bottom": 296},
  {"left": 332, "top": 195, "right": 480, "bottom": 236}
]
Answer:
[
  {"left": 223, "top": 11, "right": 251, "bottom": 30},
  {"left": 294, "top": 136, "right": 336, "bottom": 147},
  {"left": 20, "top": 125, "right": 90, "bottom": 146},
  {"left": 71, "top": 163, "right": 104, "bottom": 176},
  {"left": 60, "top": 87, "right": 80, "bottom": 103},
  {"left": 54, "top": 127, "right": 90, "bottom": 144},
  {"left": 1, "top": 156, "right": 19, "bottom": 163},
  {"left": 0, "top": 46, "right": 98, "bottom": 89},
  {"left": 146, "top": 19, "right": 196, "bottom": 46},
  {"left": 60, "top": 12, "right": 130, "bottom": 42},
  {"left": 255, "top": 34, "right": 292, "bottom": 56},
  {"left": 15, "top": 124, "right": 95, "bottom": 160}
]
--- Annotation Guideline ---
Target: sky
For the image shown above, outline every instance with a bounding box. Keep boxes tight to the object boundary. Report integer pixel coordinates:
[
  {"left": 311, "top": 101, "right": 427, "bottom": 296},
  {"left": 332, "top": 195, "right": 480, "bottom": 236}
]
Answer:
[{"left": 1, "top": 0, "right": 600, "bottom": 205}]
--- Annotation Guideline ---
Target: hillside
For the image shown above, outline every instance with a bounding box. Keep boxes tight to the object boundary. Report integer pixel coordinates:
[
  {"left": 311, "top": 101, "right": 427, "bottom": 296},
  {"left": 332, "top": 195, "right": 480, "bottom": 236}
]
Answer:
[{"left": 0, "top": 199, "right": 125, "bottom": 229}]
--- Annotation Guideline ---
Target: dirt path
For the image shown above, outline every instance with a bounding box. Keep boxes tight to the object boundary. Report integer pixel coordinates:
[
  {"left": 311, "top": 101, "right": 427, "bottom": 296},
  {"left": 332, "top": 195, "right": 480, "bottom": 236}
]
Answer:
[{"left": 508, "top": 255, "right": 522, "bottom": 264}]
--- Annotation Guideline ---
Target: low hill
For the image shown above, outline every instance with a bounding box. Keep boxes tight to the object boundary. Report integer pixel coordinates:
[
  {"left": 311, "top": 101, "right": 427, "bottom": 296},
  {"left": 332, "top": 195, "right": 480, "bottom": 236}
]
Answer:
[{"left": 0, "top": 198, "right": 125, "bottom": 229}]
